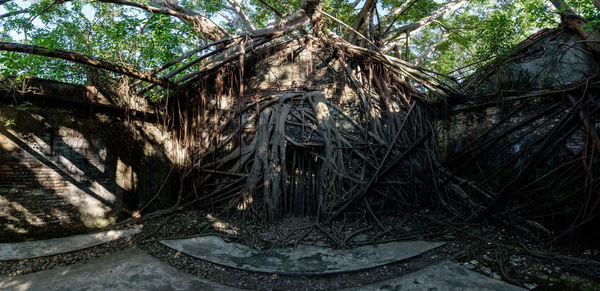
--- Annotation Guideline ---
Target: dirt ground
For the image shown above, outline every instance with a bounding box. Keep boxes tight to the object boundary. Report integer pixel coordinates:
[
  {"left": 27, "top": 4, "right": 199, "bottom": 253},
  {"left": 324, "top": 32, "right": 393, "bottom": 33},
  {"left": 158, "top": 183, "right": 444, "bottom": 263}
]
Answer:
[{"left": 1, "top": 210, "right": 599, "bottom": 290}]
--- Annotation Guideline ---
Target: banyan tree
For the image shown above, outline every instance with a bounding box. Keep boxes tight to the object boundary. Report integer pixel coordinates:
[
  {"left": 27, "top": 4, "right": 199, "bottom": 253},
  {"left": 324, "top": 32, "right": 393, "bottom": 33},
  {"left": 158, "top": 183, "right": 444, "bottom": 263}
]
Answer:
[
  {"left": 0, "top": 0, "right": 467, "bottom": 222},
  {"left": 174, "top": 34, "right": 447, "bottom": 221},
  {"left": 136, "top": 1, "right": 464, "bottom": 221}
]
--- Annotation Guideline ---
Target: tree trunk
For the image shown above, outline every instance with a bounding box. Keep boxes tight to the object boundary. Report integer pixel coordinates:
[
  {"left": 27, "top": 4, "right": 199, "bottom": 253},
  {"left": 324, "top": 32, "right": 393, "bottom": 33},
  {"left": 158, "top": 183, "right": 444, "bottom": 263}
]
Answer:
[
  {"left": 549, "top": 0, "right": 600, "bottom": 54},
  {"left": 348, "top": 0, "right": 376, "bottom": 43}
]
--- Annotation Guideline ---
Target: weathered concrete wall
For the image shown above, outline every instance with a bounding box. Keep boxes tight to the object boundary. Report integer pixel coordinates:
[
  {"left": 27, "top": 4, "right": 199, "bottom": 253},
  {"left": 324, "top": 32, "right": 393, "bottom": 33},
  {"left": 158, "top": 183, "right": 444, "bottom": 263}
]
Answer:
[
  {"left": 443, "top": 27, "right": 597, "bottom": 159},
  {"left": 437, "top": 97, "right": 581, "bottom": 161},
  {"left": 437, "top": 105, "right": 501, "bottom": 160},
  {"left": 466, "top": 26, "right": 597, "bottom": 95},
  {"left": 0, "top": 79, "right": 176, "bottom": 242}
]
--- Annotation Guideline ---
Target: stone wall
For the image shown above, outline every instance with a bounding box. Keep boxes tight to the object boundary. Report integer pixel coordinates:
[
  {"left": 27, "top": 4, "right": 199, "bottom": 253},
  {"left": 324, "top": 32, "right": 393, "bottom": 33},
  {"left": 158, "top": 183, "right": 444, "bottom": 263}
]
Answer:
[{"left": 0, "top": 79, "right": 176, "bottom": 242}]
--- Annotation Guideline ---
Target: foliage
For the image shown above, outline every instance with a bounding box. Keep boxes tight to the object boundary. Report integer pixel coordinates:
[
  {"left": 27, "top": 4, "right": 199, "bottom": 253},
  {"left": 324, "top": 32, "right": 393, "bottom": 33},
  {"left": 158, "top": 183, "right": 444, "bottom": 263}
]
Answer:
[
  {"left": 410, "top": 0, "right": 559, "bottom": 74},
  {"left": 0, "top": 0, "right": 595, "bottom": 86},
  {"left": 1, "top": 0, "right": 196, "bottom": 83}
]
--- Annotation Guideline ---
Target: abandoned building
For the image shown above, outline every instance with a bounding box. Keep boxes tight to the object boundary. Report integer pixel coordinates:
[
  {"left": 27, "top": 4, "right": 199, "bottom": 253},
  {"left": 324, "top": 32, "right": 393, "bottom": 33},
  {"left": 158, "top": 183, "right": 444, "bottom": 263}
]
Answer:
[{"left": 0, "top": 0, "right": 599, "bottom": 289}]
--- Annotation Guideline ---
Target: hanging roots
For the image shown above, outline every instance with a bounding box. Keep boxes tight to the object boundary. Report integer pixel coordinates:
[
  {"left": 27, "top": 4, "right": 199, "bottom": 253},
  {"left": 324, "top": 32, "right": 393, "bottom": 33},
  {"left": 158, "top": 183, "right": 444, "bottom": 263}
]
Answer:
[
  {"left": 162, "top": 36, "right": 461, "bottom": 222},
  {"left": 442, "top": 77, "right": 600, "bottom": 242}
]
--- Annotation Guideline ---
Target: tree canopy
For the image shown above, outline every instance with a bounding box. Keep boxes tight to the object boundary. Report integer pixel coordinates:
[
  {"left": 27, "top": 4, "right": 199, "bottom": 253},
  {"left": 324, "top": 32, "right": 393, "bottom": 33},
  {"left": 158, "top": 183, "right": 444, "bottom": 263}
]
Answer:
[{"left": 1, "top": 0, "right": 597, "bottom": 93}]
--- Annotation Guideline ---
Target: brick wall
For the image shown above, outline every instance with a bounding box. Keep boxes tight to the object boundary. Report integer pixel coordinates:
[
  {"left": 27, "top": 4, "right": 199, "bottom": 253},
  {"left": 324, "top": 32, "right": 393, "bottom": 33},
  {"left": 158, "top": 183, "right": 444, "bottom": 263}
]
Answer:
[{"left": 0, "top": 82, "right": 175, "bottom": 242}]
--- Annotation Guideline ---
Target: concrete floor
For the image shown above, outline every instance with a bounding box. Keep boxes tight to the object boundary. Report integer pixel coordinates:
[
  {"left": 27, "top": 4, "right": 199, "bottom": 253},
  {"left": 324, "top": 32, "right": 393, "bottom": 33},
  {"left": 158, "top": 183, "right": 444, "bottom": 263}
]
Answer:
[
  {"left": 0, "top": 248, "right": 238, "bottom": 291},
  {"left": 0, "top": 233, "right": 526, "bottom": 291},
  {"left": 342, "top": 261, "right": 525, "bottom": 291},
  {"left": 161, "top": 235, "right": 446, "bottom": 275},
  {"left": 0, "top": 228, "right": 141, "bottom": 261}
]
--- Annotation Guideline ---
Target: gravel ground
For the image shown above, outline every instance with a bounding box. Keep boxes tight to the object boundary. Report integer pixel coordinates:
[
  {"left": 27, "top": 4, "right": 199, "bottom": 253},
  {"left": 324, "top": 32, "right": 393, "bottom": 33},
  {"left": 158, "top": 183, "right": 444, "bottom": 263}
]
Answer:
[
  {"left": 0, "top": 234, "right": 137, "bottom": 278},
  {"left": 1, "top": 210, "right": 599, "bottom": 290}
]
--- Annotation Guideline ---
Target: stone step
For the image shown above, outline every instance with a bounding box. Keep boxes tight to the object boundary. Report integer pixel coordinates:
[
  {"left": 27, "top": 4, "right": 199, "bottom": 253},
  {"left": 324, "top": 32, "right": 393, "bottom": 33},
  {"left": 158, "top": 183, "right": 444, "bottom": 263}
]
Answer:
[
  {"left": 0, "top": 228, "right": 141, "bottom": 261},
  {"left": 160, "top": 235, "right": 445, "bottom": 275},
  {"left": 0, "top": 248, "right": 238, "bottom": 291},
  {"left": 0, "top": 236, "right": 526, "bottom": 291},
  {"left": 340, "top": 261, "right": 525, "bottom": 291}
]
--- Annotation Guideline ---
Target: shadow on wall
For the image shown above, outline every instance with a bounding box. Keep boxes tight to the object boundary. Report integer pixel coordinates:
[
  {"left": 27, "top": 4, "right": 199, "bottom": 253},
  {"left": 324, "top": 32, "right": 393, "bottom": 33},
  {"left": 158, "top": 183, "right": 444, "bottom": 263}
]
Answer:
[{"left": 0, "top": 101, "right": 175, "bottom": 242}]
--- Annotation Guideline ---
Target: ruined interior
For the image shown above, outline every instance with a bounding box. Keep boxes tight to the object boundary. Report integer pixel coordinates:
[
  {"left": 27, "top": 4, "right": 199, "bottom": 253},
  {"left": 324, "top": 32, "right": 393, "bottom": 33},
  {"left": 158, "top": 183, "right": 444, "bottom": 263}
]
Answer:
[{"left": 0, "top": 0, "right": 599, "bottom": 289}]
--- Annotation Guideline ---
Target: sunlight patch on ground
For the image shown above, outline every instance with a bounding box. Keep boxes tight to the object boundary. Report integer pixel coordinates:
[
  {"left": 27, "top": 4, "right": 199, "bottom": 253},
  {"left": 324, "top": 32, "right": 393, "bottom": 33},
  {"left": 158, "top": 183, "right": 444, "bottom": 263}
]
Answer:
[{"left": 206, "top": 214, "right": 239, "bottom": 235}]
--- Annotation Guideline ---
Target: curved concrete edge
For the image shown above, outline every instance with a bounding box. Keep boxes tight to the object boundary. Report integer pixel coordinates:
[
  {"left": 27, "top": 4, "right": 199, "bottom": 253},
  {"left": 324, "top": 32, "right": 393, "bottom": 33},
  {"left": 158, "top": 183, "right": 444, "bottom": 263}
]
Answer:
[
  {"left": 160, "top": 236, "right": 446, "bottom": 275},
  {"left": 0, "top": 228, "right": 141, "bottom": 261},
  {"left": 0, "top": 248, "right": 240, "bottom": 291},
  {"left": 339, "top": 261, "right": 525, "bottom": 291}
]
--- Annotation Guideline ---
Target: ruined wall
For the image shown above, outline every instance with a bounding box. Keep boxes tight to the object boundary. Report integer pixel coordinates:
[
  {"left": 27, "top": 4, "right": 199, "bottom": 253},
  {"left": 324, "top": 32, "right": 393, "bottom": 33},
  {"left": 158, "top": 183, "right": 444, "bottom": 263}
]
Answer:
[
  {"left": 443, "top": 27, "right": 597, "bottom": 158},
  {"left": 437, "top": 25, "right": 600, "bottom": 233},
  {"left": 0, "top": 79, "right": 176, "bottom": 241},
  {"left": 465, "top": 26, "right": 597, "bottom": 95},
  {"left": 437, "top": 96, "right": 584, "bottom": 161},
  {"left": 437, "top": 105, "right": 500, "bottom": 160}
]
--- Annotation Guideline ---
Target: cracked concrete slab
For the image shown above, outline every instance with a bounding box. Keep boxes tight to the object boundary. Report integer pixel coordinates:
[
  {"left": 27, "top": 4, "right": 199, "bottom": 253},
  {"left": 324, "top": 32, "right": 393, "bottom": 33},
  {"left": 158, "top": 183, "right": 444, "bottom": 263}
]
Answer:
[
  {"left": 341, "top": 261, "right": 525, "bottom": 291},
  {"left": 0, "top": 228, "right": 141, "bottom": 261},
  {"left": 0, "top": 248, "right": 239, "bottom": 291},
  {"left": 161, "top": 236, "right": 445, "bottom": 275}
]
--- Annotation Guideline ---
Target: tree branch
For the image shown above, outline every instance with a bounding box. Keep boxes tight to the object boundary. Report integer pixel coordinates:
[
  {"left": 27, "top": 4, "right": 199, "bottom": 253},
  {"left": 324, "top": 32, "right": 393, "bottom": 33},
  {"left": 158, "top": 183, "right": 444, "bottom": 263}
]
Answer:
[
  {"left": 382, "top": 0, "right": 420, "bottom": 23},
  {"left": 394, "top": 0, "right": 465, "bottom": 36},
  {"left": 217, "top": 10, "right": 233, "bottom": 24},
  {"left": 248, "top": 0, "right": 320, "bottom": 38},
  {"left": 348, "top": 0, "right": 376, "bottom": 43},
  {"left": 381, "top": 0, "right": 420, "bottom": 36},
  {"left": 413, "top": 33, "right": 447, "bottom": 65},
  {"left": 548, "top": 0, "right": 576, "bottom": 16},
  {"left": 97, "top": 0, "right": 228, "bottom": 40},
  {"left": 225, "top": 0, "right": 256, "bottom": 32},
  {"left": 381, "top": 0, "right": 466, "bottom": 53},
  {"left": 318, "top": 8, "right": 376, "bottom": 48},
  {"left": 256, "top": 0, "right": 283, "bottom": 18},
  {"left": 549, "top": 0, "right": 600, "bottom": 54},
  {"left": 0, "top": 41, "right": 176, "bottom": 88},
  {"left": 0, "top": 9, "right": 28, "bottom": 19},
  {"left": 593, "top": 0, "right": 600, "bottom": 11}
]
